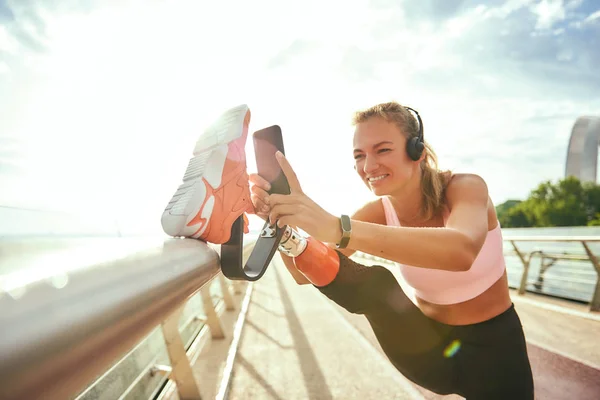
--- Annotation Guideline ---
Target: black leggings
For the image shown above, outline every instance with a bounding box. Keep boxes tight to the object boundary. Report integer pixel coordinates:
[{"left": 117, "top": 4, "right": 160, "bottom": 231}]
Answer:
[{"left": 318, "top": 254, "right": 535, "bottom": 399}]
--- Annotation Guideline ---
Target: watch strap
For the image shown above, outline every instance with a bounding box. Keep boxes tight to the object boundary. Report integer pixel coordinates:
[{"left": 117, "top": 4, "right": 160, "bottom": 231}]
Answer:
[{"left": 336, "top": 214, "right": 351, "bottom": 249}]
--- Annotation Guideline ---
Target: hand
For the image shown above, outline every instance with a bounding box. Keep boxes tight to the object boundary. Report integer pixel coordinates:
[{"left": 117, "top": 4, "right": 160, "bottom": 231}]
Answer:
[
  {"left": 249, "top": 173, "right": 271, "bottom": 221},
  {"left": 268, "top": 151, "right": 342, "bottom": 244}
]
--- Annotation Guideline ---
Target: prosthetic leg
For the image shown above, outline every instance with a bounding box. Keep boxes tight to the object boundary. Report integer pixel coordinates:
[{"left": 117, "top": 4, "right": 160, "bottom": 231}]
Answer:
[
  {"left": 277, "top": 226, "right": 339, "bottom": 286},
  {"left": 220, "top": 217, "right": 285, "bottom": 281},
  {"left": 219, "top": 122, "right": 339, "bottom": 284},
  {"left": 220, "top": 221, "right": 339, "bottom": 286}
]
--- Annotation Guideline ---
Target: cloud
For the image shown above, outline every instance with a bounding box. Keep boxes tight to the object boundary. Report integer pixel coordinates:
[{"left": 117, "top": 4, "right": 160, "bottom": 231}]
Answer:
[
  {"left": 277, "top": 0, "right": 600, "bottom": 206},
  {"left": 0, "top": 160, "right": 22, "bottom": 175},
  {"left": 0, "top": 134, "right": 25, "bottom": 178},
  {"left": 0, "top": 1, "right": 49, "bottom": 53},
  {"left": 1, "top": 0, "right": 599, "bottom": 233},
  {"left": 331, "top": 0, "right": 600, "bottom": 100},
  {"left": 267, "top": 39, "right": 322, "bottom": 69},
  {"left": 0, "top": 1, "right": 15, "bottom": 23},
  {"left": 530, "top": 0, "right": 567, "bottom": 29},
  {"left": 582, "top": 9, "right": 600, "bottom": 24}
]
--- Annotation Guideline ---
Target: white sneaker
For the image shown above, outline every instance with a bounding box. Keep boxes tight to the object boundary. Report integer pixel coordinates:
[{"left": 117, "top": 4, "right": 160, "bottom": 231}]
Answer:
[{"left": 161, "top": 104, "right": 253, "bottom": 243}]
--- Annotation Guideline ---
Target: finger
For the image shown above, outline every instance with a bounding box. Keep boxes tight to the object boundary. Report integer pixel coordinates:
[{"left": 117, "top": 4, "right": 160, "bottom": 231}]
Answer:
[
  {"left": 268, "top": 193, "right": 285, "bottom": 206},
  {"left": 248, "top": 173, "right": 271, "bottom": 191},
  {"left": 268, "top": 204, "right": 297, "bottom": 225},
  {"left": 269, "top": 204, "right": 297, "bottom": 220},
  {"left": 250, "top": 184, "right": 270, "bottom": 203},
  {"left": 255, "top": 211, "right": 269, "bottom": 221},
  {"left": 275, "top": 151, "right": 303, "bottom": 194},
  {"left": 277, "top": 216, "right": 295, "bottom": 228},
  {"left": 251, "top": 193, "right": 270, "bottom": 214},
  {"left": 269, "top": 193, "right": 303, "bottom": 208},
  {"left": 249, "top": 202, "right": 270, "bottom": 221}
]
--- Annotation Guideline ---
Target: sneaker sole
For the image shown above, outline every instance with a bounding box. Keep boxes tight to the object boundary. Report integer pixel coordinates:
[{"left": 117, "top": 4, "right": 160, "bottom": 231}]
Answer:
[{"left": 161, "top": 104, "right": 251, "bottom": 240}]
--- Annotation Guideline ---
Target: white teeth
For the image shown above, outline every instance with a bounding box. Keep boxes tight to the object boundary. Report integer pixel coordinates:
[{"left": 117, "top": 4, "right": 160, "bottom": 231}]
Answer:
[{"left": 368, "top": 175, "right": 387, "bottom": 182}]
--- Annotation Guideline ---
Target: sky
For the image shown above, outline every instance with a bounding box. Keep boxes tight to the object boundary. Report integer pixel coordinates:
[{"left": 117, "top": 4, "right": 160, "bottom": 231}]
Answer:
[{"left": 0, "top": 0, "right": 599, "bottom": 236}]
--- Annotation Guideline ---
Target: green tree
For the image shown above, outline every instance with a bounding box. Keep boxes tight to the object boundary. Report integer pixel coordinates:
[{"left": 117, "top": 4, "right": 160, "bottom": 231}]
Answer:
[
  {"left": 526, "top": 180, "right": 554, "bottom": 226},
  {"left": 502, "top": 205, "right": 532, "bottom": 227},
  {"left": 544, "top": 177, "right": 587, "bottom": 226},
  {"left": 583, "top": 182, "right": 600, "bottom": 225},
  {"left": 496, "top": 177, "right": 600, "bottom": 228},
  {"left": 496, "top": 199, "right": 522, "bottom": 227},
  {"left": 589, "top": 213, "right": 600, "bottom": 226}
]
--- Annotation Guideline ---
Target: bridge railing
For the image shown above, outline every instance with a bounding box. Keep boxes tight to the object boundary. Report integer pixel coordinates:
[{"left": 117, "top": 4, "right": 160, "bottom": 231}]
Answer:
[
  {"left": 504, "top": 236, "right": 600, "bottom": 312},
  {"left": 0, "top": 237, "right": 255, "bottom": 400}
]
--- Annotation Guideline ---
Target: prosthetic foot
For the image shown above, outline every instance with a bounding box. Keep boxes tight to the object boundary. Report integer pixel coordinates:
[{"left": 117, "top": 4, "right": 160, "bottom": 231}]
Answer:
[
  {"left": 220, "top": 218, "right": 286, "bottom": 281},
  {"left": 221, "top": 222, "right": 339, "bottom": 285}
]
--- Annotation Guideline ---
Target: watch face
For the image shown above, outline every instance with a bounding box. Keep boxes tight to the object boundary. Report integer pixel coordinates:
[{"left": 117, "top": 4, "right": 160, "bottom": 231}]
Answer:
[{"left": 341, "top": 215, "right": 351, "bottom": 232}]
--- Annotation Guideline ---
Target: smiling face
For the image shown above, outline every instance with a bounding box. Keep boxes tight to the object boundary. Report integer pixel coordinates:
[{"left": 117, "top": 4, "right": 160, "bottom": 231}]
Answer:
[{"left": 353, "top": 116, "right": 420, "bottom": 196}]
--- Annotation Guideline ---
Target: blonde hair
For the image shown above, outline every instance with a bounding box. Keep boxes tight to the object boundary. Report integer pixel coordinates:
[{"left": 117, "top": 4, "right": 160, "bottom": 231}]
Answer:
[{"left": 352, "top": 101, "right": 451, "bottom": 221}]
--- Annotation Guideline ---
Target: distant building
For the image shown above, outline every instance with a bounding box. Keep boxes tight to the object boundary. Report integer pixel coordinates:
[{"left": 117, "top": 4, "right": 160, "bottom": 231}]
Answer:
[{"left": 565, "top": 116, "right": 600, "bottom": 183}]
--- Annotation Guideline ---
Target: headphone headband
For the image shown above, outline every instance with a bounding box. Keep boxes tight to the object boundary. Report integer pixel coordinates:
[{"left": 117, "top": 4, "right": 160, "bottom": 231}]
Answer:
[
  {"left": 404, "top": 106, "right": 425, "bottom": 161},
  {"left": 404, "top": 106, "right": 424, "bottom": 142}
]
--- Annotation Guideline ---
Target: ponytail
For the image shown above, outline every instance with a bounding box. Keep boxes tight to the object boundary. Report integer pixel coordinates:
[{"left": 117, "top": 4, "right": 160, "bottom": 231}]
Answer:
[{"left": 419, "top": 142, "right": 451, "bottom": 220}]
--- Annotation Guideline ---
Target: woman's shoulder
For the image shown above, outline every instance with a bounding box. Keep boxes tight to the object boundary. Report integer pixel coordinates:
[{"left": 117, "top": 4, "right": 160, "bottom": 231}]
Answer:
[
  {"left": 445, "top": 173, "right": 489, "bottom": 201},
  {"left": 351, "top": 198, "right": 387, "bottom": 225},
  {"left": 444, "top": 173, "right": 496, "bottom": 224}
]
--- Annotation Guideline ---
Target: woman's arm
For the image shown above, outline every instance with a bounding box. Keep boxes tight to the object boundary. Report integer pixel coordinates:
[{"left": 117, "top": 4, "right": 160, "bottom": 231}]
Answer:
[
  {"left": 326, "top": 198, "right": 385, "bottom": 256},
  {"left": 347, "top": 174, "right": 490, "bottom": 272},
  {"left": 282, "top": 199, "right": 383, "bottom": 285},
  {"left": 268, "top": 153, "right": 491, "bottom": 273}
]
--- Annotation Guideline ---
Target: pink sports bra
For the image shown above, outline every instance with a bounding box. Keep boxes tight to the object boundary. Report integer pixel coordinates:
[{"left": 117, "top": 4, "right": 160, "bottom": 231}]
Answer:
[{"left": 380, "top": 196, "right": 506, "bottom": 305}]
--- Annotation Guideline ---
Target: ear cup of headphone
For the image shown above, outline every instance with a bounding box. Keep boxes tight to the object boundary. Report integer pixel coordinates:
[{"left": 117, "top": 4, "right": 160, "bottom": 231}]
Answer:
[{"left": 406, "top": 136, "right": 424, "bottom": 161}]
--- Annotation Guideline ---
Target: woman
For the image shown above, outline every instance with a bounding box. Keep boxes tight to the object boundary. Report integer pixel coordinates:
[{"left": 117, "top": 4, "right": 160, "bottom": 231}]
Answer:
[{"left": 249, "top": 101, "right": 534, "bottom": 399}]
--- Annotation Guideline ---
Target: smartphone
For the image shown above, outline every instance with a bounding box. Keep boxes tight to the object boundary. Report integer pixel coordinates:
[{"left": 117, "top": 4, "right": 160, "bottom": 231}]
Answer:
[{"left": 253, "top": 125, "right": 291, "bottom": 195}]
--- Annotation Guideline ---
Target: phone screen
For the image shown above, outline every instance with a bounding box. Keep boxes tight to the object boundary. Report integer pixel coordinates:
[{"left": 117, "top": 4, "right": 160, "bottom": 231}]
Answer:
[{"left": 253, "top": 125, "right": 291, "bottom": 195}]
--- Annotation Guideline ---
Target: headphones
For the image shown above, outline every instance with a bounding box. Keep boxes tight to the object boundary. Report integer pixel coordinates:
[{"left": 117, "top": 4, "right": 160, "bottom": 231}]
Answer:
[{"left": 404, "top": 106, "right": 425, "bottom": 161}]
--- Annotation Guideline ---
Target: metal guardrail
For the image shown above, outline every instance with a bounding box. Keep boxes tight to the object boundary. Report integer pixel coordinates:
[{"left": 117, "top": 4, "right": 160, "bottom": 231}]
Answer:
[
  {"left": 0, "top": 237, "right": 254, "bottom": 400},
  {"left": 0, "top": 233, "right": 597, "bottom": 399},
  {"left": 505, "top": 236, "right": 600, "bottom": 312}
]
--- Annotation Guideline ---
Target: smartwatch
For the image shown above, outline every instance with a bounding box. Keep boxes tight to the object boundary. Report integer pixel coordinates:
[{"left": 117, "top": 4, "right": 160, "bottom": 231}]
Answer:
[{"left": 336, "top": 214, "right": 352, "bottom": 249}]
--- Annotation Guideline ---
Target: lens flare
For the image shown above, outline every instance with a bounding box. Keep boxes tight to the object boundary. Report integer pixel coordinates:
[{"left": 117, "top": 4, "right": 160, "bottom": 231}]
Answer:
[{"left": 443, "top": 339, "right": 461, "bottom": 358}]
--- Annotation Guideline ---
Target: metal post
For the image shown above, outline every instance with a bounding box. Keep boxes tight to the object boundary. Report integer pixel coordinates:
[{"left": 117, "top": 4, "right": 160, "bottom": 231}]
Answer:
[
  {"left": 231, "top": 281, "right": 244, "bottom": 294},
  {"left": 200, "top": 285, "right": 225, "bottom": 339},
  {"left": 533, "top": 255, "right": 557, "bottom": 291},
  {"left": 160, "top": 306, "right": 203, "bottom": 400},
  {"left": 581, "top": 241, "right": 600, "bottom": 312},
  {"left": 219, "top": 274, "right": 235, "bottom": 311},
  {"left": 510, "top": 241, "right": 531, "bottom": 295}
]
